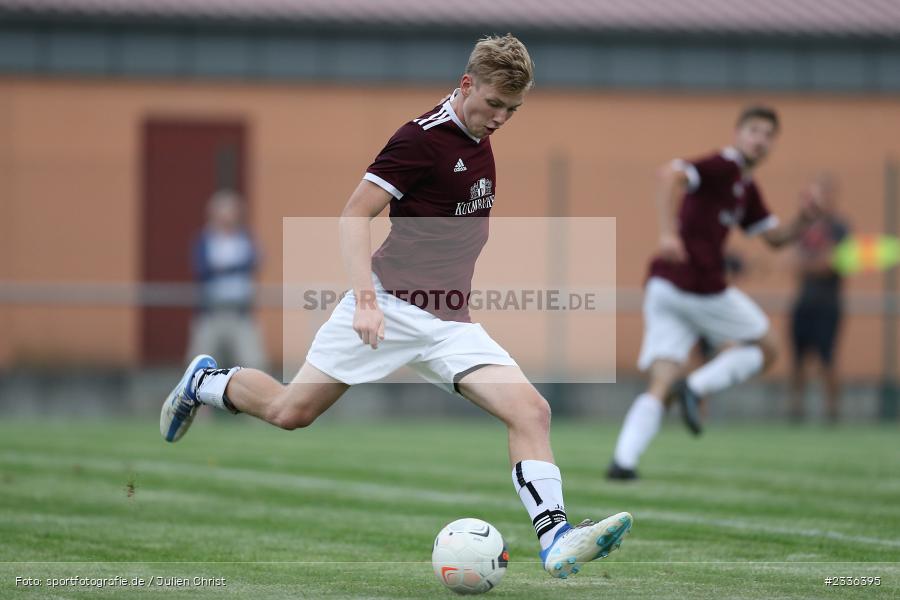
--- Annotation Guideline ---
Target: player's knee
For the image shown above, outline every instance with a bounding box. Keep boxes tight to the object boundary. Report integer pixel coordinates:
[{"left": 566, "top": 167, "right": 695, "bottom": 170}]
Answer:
[
  {"left": 647, "top": 371, "right": 678, "bottom": 402},
  {"left": 516, "top": 393, "right": 551, "bottom": 431},
  {"left": 273, "top": 411, "right": 317, "bottom": 430},
  {"left": 267, "top": 404, "right": 318, "bottom": 430}
]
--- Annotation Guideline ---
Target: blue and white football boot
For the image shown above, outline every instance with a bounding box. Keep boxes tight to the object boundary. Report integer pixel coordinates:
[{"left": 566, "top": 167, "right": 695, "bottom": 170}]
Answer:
[
  {"left": 541, "top": 512, "right": 633, "bottom": 579},
  {"left": 160, "top": 354, "right": 216, "bottom": 443}
]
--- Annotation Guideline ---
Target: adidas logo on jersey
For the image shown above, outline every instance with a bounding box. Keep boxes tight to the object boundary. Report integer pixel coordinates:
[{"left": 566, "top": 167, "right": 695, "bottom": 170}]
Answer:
[{"left": 453, "top": 159, "right": 467, "bottom": 172}]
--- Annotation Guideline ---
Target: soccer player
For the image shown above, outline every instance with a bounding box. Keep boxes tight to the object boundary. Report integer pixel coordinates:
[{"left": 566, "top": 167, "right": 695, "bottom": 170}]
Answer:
[
  {"left": 607, "top": 105, "right": 820, "bottom": 480},
  {"left": 161, "top": 34, "right": 631, "bottom": 578}
]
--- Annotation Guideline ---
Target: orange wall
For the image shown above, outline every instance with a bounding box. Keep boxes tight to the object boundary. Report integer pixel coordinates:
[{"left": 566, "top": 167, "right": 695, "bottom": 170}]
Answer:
[{"left": 2, "top": 78, "right": 898, "bottom": 377}]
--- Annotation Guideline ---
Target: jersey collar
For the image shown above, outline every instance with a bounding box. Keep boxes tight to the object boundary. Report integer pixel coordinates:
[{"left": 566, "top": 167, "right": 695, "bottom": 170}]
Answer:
[
  {"left": 721, "top": 146, "right": 745, "bottom": 166},
  {"left": 444, "top": 89, "right": 482, "bottom": 144},
  {"left": 722, "top": 146, "right": 758, "bottom": 181}
]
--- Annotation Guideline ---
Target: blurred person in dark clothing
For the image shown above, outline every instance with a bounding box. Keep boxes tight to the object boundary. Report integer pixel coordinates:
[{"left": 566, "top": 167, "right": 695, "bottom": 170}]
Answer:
[
  {"left": 187, "top": 190, "right": 267, "bottom": 369},
  {"left": 789, "top": 174, "right": 849, "bottom": 423}
]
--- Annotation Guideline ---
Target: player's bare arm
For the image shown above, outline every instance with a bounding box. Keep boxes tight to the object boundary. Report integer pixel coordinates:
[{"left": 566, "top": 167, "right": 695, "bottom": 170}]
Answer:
[
  {"left": 340, "top": 180, "right": 392, "bottom": 348},
  {"left": 760, "top": 186, "right": 823, "bottom": 248},
  {"left": 656, "top": 163, "right": 689, "bottom": 262}
]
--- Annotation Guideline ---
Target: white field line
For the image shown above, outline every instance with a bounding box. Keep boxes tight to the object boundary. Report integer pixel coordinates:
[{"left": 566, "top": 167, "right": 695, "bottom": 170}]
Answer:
[
  {"left": 633, "top": 509, "right": 900, "bottom": 550},
  {"left": 2, "top": 451, "right": 899, "bottom": 551},
  {"left": 0, "top": 561, "right": 896, "bottom": 566}
]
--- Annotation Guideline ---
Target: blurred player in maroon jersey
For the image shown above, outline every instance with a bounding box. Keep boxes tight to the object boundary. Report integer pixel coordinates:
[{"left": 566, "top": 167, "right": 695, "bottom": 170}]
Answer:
[
  {"left": 608, "top": 106, "right": 821, "bottom": 480},
  {"left": 161, "top": 34, "right": 632, "bottom": 578}
]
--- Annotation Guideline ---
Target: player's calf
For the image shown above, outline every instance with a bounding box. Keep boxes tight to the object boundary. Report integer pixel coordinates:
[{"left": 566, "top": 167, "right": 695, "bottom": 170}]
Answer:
[
  {"left": 758, "top": 333, "right": 780, "bottom": 369},
  {"left": 240, "top": 364, "right": 349, "bottom": 430}
]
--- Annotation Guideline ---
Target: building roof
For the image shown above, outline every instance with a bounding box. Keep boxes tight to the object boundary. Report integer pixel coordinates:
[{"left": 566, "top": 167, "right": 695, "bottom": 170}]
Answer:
[{"left": 2, "top": 0, "right": 900, "bottom": 38}]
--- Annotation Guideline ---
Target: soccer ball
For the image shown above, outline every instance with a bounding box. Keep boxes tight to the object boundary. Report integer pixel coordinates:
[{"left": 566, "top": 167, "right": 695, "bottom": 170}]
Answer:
[{"left": 432, "top": 518, "right": 508, "bottom": 594}]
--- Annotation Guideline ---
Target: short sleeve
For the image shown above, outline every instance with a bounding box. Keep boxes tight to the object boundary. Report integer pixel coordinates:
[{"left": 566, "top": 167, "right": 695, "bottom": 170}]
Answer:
[
  {"left": 364, "top": 124, "right": 432, "bottom": 200},
  {"left": 741, "top": 183, "right": 779, "bottom": 236},
  {"left": 672, "top": 154, "right": 737, "bottom": 195},
  {"left": 671, "top": 159, "right": 700, "bottom": 193}
]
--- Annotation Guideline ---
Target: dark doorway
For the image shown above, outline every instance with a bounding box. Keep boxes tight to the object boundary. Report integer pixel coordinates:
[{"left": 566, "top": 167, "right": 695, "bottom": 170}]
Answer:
[{"left": 141, "top": 119, "right": 246, "bottom": 364}]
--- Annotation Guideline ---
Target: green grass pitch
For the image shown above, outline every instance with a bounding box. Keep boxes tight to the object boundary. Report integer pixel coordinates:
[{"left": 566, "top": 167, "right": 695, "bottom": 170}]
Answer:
[{"left": 0, "top": 417, "right": 897, "bottom": 598}]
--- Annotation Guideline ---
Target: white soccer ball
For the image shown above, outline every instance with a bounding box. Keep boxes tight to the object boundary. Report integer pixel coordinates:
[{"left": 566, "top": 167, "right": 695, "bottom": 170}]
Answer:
[{"left": 432, "top": 518, "right": 508, "bottom": 594}]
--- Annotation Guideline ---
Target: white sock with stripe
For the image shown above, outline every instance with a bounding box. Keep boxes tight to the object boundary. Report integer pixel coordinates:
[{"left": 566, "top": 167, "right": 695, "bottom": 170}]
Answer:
[
  {"left": 687, "top": 344, "right": 764, "bottom": 396},
  {"left": 613, "top": 392, "right": 665, "bottom": 470},
  {"left": 512, "top": 460, "right": 567, "bottom": 549},
  {"left": 192, "top": 367, "right": 242, "bottom": 412}
]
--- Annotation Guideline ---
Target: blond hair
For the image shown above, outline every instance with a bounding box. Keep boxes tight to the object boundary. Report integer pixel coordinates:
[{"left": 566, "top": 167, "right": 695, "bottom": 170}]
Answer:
[{"left": 465, "top": 34, "right": 534, "bottom": 94}]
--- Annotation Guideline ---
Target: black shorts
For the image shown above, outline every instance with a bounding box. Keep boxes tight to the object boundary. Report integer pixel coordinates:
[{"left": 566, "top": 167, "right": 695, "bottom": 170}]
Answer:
[{"left": 790, "top": 299, "right": 842, "bottom": 366}]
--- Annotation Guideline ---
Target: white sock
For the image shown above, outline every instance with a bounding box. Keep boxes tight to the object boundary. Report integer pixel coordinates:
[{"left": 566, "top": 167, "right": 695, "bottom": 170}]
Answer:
[
  {"left": 613, "top": 393, "right": 664, "bottom": 470},
  {"left": 512, "top": 460, "right": 567, "bottom": 549},
  {"left": 687, "top": 344, "right": 764, "bottom": 396},
  {"left": 193, "top": 367, "right": 242, "bottom": 412}
]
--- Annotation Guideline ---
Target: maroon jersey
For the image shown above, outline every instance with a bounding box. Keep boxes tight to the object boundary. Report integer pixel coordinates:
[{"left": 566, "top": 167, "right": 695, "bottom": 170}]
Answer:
[
  {"left": 649, "top": 147, "right": 778, "bottom": 294},
  {"left": 363, "top": 92, "right": 495, "bottom": 321}
]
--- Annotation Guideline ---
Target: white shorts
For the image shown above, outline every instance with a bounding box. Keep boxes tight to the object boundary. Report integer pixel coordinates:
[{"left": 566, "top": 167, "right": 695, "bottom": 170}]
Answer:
[
  {"left": 306, "top": 275, "right": 517, "bottom": 394},
  {"left": 637, "top": 277, "right": 770, "bottom": 371}
]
